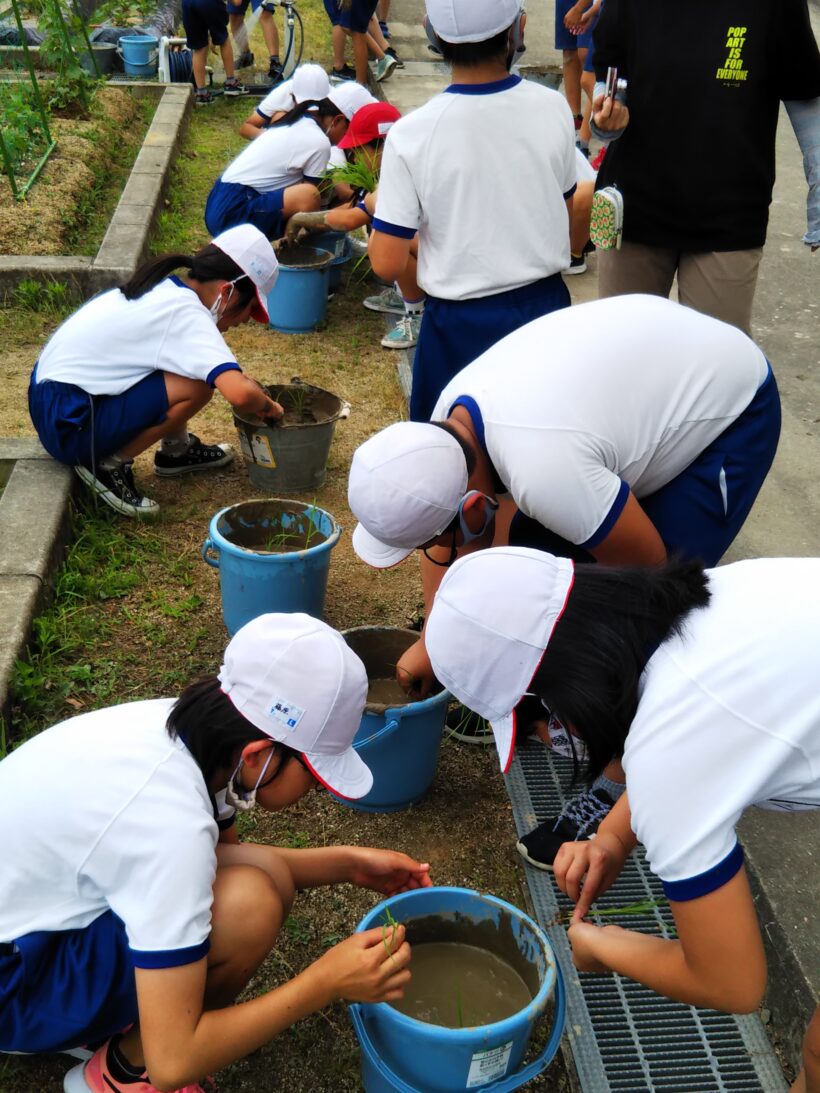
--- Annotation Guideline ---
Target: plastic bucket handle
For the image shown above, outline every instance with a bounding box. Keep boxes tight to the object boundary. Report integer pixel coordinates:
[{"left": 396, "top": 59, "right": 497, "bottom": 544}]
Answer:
[
  {"left": 201, "top": 537, "right": 220, "bottom": 569},
  {"left": 116, "top": 46, "right": 159, "bottom": 64},
  {"left": 350, "top": 963, "right": 565, "bottom": 1093},
  {"left": 356, "top": 718, "right": 398, "bottom": 748}
]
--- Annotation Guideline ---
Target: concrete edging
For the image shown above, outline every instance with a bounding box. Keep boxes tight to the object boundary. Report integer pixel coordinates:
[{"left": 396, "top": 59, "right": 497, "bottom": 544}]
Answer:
[
  {"left": 0, "top": 82, "right": 192, "bottom": 300},
  {"left": 0, "top": 440, "right": 75, "bottom": 729}
]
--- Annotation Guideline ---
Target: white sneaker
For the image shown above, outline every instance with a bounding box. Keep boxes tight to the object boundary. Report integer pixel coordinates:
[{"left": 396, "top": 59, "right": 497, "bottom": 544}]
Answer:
[
  {"left": 363, "top": 287, "right": 404, "bottom": 315},
  {"left": 374, "top": 54, "right": 397, "bottom": 82},
  {"left": 381, "top": 313, "right": 421, "bottom": 350}
]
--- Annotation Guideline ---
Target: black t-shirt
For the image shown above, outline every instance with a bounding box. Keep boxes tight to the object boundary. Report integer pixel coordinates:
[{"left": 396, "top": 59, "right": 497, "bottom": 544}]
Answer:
[{"left": 593, "top": 0, "right": 820, "bottom": 250}]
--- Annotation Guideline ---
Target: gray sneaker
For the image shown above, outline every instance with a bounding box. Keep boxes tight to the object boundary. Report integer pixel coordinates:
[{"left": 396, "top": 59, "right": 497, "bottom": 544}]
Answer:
[
  {"left": 363, "top": 286, "right": 404, "bottom": 315},
  {"left": 374, "top": 53, "right": 397, "bottom": 82},
  {"left": 381, "top": 313, "right": 421, "bottom": 349}
]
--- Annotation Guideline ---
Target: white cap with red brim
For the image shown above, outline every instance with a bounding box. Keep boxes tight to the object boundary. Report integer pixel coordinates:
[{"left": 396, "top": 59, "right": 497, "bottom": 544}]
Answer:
[
  {"left": 349, "top": 422, "right": 468, "bottom": 568},
  {"left": 425, "top": 547, "right": 575, "bottom": 772},
  {"left": 218, "top": 612, "right": 373, "bottom": 800},
  {"left": 211, "top": 224, "right": 279, "bottom": 324}
]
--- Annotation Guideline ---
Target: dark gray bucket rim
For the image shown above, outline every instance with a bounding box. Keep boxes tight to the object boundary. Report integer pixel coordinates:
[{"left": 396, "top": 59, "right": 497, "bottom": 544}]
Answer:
[
  {"left": 276, "top": 245, "right": 334, "bottom": 271},
  {"left": 234, "top": 380, "right": 345, "bottom": 429}
]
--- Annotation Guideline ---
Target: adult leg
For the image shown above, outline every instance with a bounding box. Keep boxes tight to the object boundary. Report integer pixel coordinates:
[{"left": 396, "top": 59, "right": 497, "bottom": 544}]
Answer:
[
  {"left": 597, "top": 241, "right": 678, "bottom": 300},
  {"left": 676, "top": 248, "right": 763, "bottom": 335}
]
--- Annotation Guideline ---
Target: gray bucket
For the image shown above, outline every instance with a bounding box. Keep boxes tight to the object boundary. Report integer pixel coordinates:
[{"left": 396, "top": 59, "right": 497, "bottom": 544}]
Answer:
[
  {"left": 234, "top": 380, "right": 345, "bottom": 493},
  {"left": 79, "top": 42, "right": 118, "bottom": 75}
]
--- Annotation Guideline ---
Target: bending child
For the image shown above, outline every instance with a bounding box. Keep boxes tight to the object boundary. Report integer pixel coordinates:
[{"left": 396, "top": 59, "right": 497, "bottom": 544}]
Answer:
[{"left": 0, "top": 612, "right": 428, "bottom": 1093}]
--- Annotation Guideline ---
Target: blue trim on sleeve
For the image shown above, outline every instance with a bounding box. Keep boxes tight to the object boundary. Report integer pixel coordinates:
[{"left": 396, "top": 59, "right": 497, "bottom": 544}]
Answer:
[
  {"left": 130, "top": 938, "right": 210, "bottom": 969},
  {"left": 206, "top": 362, "right": 241, "bottom": 387},
  {"left": 662, "top": 842, "right": 745, "bottom": 902},
  {"left": 581, "top": 479, "right": 630, "bottom": 550},
  {"left": 303, "top": 176, "right": 323, "bottom": 185},
  {"left": 564, "top": 182, "right": 578, "bottom": 200},
  {"left": 449, "top": 395, "right": 486, "bottom": 448},
  {"left": 217, "top": 813, "right": 236, "bottom": 831},
  {"left": 444, "top": 74, "right": 521, "bottom": 96},
  {"left": 356, "top": 199, "right": 372, "bottom": 220},
  {"left": 371, "top": 218, "right": 416, "bottom": 240}
]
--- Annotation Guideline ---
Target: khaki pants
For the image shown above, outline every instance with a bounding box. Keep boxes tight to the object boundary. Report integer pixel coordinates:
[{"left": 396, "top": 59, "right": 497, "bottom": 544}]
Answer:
[{"left": 598, "top": 242, "right": 764, "bottom": 336}]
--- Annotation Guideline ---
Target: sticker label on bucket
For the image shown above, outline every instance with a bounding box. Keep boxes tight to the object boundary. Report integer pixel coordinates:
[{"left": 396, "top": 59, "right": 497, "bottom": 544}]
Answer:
[
  {"left": 466, "top": 1042, "right": 513, "bottom": 1088},
  {"left": 239, "top": 431, "right": 276, "bottom": 468}
]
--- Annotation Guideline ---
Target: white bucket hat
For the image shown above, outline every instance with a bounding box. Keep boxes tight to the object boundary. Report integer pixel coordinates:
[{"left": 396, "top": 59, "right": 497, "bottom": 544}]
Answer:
[
  {"left": 425, "top": 547, "right": 575, "bottom": 772},
  {"left": 218, "top": 613, "right": 372, "bottom": 799},
  {"left": 349, "top": 422, "right": 468, "bottom": 568},
  {"left": 292, "top": 63, "right": 331, "bottom": 104},
  {"left": 211, "top": 224, "right": 279, "bottom": 323},
  {"left": 425, "top": 0, "right": 521, "bottom": 43},
  {"left": 328, "top": 79, "right": 378, "bottom": 120}
]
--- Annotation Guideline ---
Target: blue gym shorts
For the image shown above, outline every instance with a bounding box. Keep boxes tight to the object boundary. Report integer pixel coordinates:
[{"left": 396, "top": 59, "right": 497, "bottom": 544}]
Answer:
[
  {"left": 555, "top": 0, "right": 598, "bottom": 51},
  {"left": 323, "top": 0, "right": 378, "bottom": 34},
  {"left": 182, "top": 0, "right": 229, "bottom": 51},
  {"left": 0, "top": 911, "right": 138, "bottom": 1054},
  {"left": 28, "top": 365, "right": 169, "bottom": 468},
  {"left": 510, "top": 364, "right": 781, "bottom": 568},
  {"left": 204, "top": 177, "right": 286, "bottom": 239},
  {"left": 410, "top": 274, "right": 571, "bottom": 423}
]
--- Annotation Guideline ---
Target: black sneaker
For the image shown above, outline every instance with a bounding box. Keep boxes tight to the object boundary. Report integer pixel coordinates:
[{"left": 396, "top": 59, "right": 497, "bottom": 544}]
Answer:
[
  {"left": 330, "top": 63, "right": 357, "bottom": 82},
  {"left": 153, "top": 434, "right": 234, "bottom": 476},
  {"left": 516, "top": 787, "right": 616, "bottom": 871},
  {"left": 267, "top": 56, "right": 283, "bottom": 81},
  {"left": 223, "top": 77, "right": 249, "bottom": 97},
  {"left": 446, "top": 701, "right": 493, "bottom": 745},
  {"left": 385, "top": 46, "right": 404, "bottom": 68},
  {"left": 75, "top": 462, "right": 160, "bottom": 519},
  {"left": 564, "top": 253, "right": 587, "bottom": 275}
]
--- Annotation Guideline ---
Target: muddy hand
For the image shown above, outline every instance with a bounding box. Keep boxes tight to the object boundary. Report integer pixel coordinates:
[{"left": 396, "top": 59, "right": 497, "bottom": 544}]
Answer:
[
  {"left": 395, "top": 638, "right": 435, "bottom": 700},
  {"left": 285, "top": 211, "right": 328, "bottom": 246},
  {"left": 317, "top": 926, "right": 411, "bottom": 1004}
]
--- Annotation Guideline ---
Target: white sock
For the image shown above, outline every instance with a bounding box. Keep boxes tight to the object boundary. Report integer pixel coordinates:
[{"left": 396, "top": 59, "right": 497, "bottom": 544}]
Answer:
[
  {"left": 160, "top": 431, "right": 191, "bottom": 456},
  {"left": 403, "top": 297, "right": 425, "bottom": 316},
  {"left": 98, "top": 452, "right": 127, "bottom": 471}
]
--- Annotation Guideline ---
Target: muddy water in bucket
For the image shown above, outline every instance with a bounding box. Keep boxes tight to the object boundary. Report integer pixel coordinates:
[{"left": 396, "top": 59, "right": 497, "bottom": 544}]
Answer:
[{"left": 234, "top": 381, "right": 344, "bottom": 493}]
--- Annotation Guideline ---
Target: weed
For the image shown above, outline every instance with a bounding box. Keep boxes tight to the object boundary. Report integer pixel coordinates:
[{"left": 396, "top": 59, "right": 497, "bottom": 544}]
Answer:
[
  {"left": 11, "top": 277, "right": 72, "bottom": 316},
  {"left": 284, "top": 915, "right": 312, "bottom": 944},
  {"left": 547, "top": 897, "right": 667, "bottom": 928},
  {"left": 380, "top": 905, "right": 400, "bottom": 968}
]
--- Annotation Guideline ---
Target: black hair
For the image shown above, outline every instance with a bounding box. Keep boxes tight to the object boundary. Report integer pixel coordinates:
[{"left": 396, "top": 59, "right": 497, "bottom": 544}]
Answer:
[
  {"left": 430, "top": 420, "right": 477, "bottom": 475},
  {"left": 119, "top": 243, "right": 256, "bottom": 309},
  {"left": 273, "top": 96, "right": 343, "bottom": 129},
  {"left": 525, "top": 558, "right": 711, "bottom": 780},
  {"left": 167, "top": 676, "right": 304, "bottom": 791},
  {"left": 437, "top": 27, "right": 511, "bottom": 67}
]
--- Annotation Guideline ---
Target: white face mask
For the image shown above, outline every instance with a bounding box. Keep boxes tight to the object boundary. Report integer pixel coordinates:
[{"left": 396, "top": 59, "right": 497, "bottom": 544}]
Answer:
[
  {"left": 225, "top": 748, "right": 275, "bottom": 812},
  {"left": 543, "top": 706, "right": 590, "bottom": 763},
  {"left": 208, "top": 280, "right": 237, "bottom": 325}
]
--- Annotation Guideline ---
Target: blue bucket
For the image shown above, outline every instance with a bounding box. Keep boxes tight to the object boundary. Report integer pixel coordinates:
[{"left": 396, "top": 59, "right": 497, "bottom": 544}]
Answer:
[
  {"left": 201, "top": 498, "right": 341, "bottom": 635},
  {"left": 311, "top": 229, "right": 352, "bottom": 293},
  {"left": 116, "top": 35, "right": 158, "bottom": 78},
  {"left": 267, "top": 245, "right": 333, "bottom": 333},
  {"left": 332, "top": 627, "right": 450, "bottom": 813},
  {"left": 351, "top": 888, "right": 566, "bottom": 1092}
]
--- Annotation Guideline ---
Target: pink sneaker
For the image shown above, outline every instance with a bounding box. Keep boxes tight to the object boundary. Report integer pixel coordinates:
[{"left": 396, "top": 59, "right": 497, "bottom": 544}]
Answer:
[{"left": 63, "top": 1038, "right": 215, "bottom": 1093}]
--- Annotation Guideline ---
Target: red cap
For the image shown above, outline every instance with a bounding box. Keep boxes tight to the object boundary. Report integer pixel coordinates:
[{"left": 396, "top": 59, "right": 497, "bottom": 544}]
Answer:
[{"left": 337, "top": 102, "right": 401, "bottom": 150}]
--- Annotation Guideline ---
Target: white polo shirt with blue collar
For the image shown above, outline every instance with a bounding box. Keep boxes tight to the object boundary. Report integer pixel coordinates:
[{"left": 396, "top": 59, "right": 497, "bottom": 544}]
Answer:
[{"left": 373, "top": 74, "right": 576, "bottom": 301}]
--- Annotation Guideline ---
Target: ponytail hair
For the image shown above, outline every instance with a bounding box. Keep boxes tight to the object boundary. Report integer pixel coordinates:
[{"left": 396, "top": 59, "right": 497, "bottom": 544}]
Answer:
[
  {"left": 120, "top": 243, "right": 255, "bottom": 308},
  {"left": 527, "top": 557, "right": 711, "bottom": 780},
  {"left": 272, "top": 96, "right": 342, "bottom": 129}
]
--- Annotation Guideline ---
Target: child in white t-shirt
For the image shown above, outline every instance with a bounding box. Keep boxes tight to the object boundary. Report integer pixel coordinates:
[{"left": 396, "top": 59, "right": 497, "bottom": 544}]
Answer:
[
  {"left": 0, "top": 613, "right": 428, "bottom": 1093},
  {"left": 205, "top": 96, "right": 348, "bottom": 238},
  {"left": 423, "top": 547, "right": 820, "bottom": 1093},
  {"left": 29, "top": 226, "right": 283, "bottom": 519},
  {"left": 369, "top": 0, "right": 576, "bottom": 420}
]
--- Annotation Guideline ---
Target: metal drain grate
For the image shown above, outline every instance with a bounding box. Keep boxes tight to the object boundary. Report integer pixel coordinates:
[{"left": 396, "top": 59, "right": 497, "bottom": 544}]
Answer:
[{"left": 505, "top": 740, "right": 787, "bottom": 1093}]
